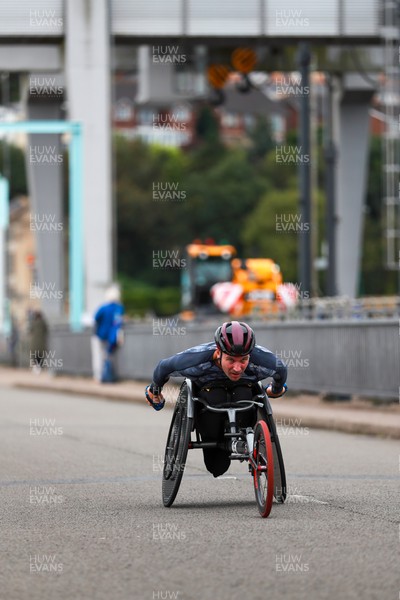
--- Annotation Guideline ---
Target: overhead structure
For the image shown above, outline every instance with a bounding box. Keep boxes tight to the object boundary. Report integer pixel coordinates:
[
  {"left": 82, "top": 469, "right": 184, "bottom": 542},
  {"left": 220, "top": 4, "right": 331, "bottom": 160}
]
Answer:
[
  {"left": 0, "top": 0, "right": 390, "bottom": 324},
  {"left": 110, "top": 0, "right": 381, "bottom": 41}
]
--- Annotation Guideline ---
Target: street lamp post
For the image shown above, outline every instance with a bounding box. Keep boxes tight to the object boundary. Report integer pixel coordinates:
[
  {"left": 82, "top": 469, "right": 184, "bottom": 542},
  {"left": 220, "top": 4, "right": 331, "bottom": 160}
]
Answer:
[
  {"left": 0, "top": 174, "right": 10, "bottom": 335},
  {"left": 297, "top": 43, "right": 312, "bottom": 299}
]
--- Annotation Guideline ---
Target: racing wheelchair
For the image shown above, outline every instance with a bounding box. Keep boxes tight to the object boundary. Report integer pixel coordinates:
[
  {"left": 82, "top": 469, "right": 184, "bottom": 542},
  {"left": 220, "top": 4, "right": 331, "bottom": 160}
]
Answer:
[{"left": 162, "top": 379, "right": 287, "bottom": 518}]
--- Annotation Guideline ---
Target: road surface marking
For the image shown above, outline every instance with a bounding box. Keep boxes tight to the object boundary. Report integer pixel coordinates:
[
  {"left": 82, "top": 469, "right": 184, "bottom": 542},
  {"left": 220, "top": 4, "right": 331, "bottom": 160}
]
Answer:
[{"left": 288, "top": 494, "right": 329, "bottom": 504}]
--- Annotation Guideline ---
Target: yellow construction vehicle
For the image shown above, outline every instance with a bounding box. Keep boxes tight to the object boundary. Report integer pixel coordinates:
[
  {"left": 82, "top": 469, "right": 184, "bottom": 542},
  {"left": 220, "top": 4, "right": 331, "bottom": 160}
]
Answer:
[
  {"left": 181, "top": 241, "right": 283, "bottom": 318},
  {"left": 229, "top": 257, "right": 283, "bottom": 317}
]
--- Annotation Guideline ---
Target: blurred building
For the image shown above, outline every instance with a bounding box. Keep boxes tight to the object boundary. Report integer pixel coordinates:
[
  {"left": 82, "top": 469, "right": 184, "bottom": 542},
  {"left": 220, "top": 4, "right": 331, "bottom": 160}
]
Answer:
[
  {"left": 112, "top": 71, "right": 291, "bottom": 147},
  {"left": 8, "top": 196, "right": 38, "bottom": 324},
  {"left": 113, "top": 68, "right": 384, "bottom": 148}
]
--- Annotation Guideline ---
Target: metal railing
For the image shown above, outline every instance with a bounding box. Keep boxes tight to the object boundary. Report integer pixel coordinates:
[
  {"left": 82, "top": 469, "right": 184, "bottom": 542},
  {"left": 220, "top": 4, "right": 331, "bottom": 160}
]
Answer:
[
  {"left": 263, "top": 296, "right": 400, "bottom": 321},
  {"left": 1, "top": 316, "right": 397, "bottom": 401}
]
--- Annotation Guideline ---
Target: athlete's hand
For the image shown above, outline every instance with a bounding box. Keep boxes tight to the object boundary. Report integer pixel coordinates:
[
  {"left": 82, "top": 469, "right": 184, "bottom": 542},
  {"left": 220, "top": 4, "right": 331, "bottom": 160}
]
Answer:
[
  {"left": 266, "top": 383, "right": 287, "bottom": 398},
  {"left": 145, "top": 385, "right": 165, "bottom": 411}
]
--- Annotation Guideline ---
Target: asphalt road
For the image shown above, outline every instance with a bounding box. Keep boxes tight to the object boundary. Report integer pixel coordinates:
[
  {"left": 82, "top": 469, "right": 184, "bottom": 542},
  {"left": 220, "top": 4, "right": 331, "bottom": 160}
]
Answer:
[{"left": 0, "top": 386, "right": 399, "bottom": 600}]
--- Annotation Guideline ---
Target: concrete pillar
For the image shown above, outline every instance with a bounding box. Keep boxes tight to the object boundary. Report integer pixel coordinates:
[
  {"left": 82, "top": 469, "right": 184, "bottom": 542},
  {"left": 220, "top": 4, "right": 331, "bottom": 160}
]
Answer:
[
  {"left": 0, "top": 176, "right": 10, "bottom": 334},
  {"left": 26, "top": 81, "right": 65, "bottom": 321},
  {"left": 65, "top": 0, "right": 113, "bottom": 315},
  {"left": 333, "top": 74, "right": 375, "bottom": 297}
]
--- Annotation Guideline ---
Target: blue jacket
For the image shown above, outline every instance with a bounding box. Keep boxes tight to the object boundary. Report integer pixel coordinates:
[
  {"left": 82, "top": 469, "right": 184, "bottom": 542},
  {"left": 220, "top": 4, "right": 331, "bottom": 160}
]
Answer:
[
  {"left": 94, "top": 302, "right": 124, "bottom": 351},
  {"left": 152, "top": 342, "right": 287, "bottom": 393}
]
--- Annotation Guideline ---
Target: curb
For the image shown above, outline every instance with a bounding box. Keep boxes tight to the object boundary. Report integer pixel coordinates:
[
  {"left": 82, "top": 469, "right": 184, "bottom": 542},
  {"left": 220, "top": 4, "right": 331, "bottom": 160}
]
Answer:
[
  {"left": 11, "top": 379, "right": 400, "bottom": 440},
  {"left": 15, "top": 381, "right": 141, "bottom": 403},
  {"left": 271, "top": 411, "right": 400, "bottom": 440}
]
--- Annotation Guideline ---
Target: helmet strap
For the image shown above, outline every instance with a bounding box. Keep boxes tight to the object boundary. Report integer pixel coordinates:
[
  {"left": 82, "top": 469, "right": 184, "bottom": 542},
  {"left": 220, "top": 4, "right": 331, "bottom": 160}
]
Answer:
[{"left": 213, "top": 348, "right": 223, "bottom": 367}]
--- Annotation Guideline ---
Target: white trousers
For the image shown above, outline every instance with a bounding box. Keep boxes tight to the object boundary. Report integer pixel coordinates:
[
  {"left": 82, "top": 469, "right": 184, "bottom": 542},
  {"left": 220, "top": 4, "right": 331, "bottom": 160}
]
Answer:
[{"left": 91, "top": 336, "right": 108, "bottom": 381}]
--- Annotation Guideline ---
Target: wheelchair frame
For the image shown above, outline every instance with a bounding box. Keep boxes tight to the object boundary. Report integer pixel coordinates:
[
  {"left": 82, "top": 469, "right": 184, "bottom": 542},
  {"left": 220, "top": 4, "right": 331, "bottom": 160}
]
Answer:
[{"left": 161, "top": 378, "right": 287, "bottom": 516}]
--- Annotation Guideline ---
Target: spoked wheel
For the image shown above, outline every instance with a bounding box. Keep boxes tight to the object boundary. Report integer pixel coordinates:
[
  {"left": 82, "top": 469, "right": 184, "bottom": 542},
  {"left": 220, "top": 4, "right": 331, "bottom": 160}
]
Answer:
[
  {"left": 257, "top": 403, "right": 287, "bottom": 504},
  {"left": 252, "top": 420, "right": 274, "bottom": 518},
  {"left": 162, "top": 381, "right": 193, "bottom": 507},
  {"left": 266, "top": 414, "right": 287, "bottom": 503}
]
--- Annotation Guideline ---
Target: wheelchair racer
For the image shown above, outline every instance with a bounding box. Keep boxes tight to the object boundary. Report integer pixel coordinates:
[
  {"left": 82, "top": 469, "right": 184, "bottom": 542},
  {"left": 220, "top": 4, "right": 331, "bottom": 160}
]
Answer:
[{"left": 145, "top": 321, "right": 287, "bottom": 477}]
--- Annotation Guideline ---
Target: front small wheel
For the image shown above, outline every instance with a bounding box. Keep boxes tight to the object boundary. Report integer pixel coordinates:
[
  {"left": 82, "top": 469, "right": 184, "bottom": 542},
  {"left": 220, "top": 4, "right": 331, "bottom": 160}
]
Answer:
[{"left": 253, "top": 420, "right": 274, "bottom": 518}]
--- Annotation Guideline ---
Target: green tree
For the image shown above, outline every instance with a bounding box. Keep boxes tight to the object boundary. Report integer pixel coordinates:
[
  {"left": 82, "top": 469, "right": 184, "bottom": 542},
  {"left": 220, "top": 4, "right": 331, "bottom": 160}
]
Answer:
[
  {"left": 241, "top": 186, "right": 325, "bottom": 286},
  {"left": 247, "top": 116, "right": 275, "bottom": 163},
  {"left": 194, "top": 104, "right": 221, "bottom": 145},
  {"left": 181, "top": 147, "right": 268, "bottom": 255},
  {"left": 115, "top": 136, "right": 189, "bottom": 285},
  {"left": 115, "top": 135, "right": 268, "bottom": 286},
  {"left": 360, "top": 135, "right": 397, "bottom": 294},
  {"left": 241, "top": 188, "right": 300, "bottom": 283},
  {"left": 0, "top": 142, "right": 27, "bottom": 198}
]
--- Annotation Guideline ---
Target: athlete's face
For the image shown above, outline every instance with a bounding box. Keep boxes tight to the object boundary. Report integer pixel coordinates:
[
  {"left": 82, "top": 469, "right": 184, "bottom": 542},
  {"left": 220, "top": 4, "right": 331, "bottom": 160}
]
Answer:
[{"left": 217, "top": 351, "right": 250, "bottom": 381}]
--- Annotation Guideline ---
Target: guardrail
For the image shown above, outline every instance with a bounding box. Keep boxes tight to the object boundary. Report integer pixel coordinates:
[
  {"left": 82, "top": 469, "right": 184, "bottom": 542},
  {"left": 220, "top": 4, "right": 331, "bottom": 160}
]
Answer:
[
  {"left": 2, "top": 317, "right": 397, "bottom": 401},
  {"left": 262, "top": 296, "right": 400, "bottom": 321}
]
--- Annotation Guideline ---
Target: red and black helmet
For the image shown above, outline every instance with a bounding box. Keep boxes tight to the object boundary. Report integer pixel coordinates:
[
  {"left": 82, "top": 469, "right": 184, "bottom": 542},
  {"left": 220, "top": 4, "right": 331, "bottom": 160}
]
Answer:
[{"left": 214, "top": 321, "right": 256, "bottom": 356}]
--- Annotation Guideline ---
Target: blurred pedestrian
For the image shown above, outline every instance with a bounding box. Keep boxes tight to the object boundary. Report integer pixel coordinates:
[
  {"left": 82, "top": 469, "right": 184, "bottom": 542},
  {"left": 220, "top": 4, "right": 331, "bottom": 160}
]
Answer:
[
  {"left": 29, "top": 310, "right": 48, "bottom": 374},
  {"left": 91, "top": 285, "right": 124, "bottom": 382},
  {"left": 8, "top": 315, "right": 19, "bottom": 367}
]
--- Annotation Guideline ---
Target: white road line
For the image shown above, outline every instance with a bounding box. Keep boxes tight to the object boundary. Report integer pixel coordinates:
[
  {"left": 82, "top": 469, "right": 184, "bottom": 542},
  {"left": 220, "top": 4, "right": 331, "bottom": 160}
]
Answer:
[{"left": 288, "top": 494, "right": 329, "bottom": 504}]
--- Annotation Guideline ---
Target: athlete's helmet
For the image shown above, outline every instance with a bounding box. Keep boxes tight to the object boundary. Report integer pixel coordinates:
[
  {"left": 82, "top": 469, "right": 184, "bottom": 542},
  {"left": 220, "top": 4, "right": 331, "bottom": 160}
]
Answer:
[{"left": 214, "top": 321, "right": 256, "bottom": 356}]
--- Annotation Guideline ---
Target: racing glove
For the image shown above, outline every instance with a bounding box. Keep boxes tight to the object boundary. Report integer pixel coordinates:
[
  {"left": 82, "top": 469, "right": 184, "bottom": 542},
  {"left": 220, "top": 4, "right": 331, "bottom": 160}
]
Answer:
[
  {"left": 266, "top": 383, "right": 287, "bottom": 398},
  {"left": 145, "top": 384, "right": 165, "bottom": 411}
]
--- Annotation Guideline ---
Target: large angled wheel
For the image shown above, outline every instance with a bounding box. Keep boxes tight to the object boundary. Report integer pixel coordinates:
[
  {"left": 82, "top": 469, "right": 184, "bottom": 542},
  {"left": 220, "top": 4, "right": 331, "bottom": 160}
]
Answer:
[
  {"left": 253, "top": 420, "right": 274, "bottom": 518},
  {"left": 266, "top": 414, "right": 287, "bottom": 503},
  {"left": 162, "top": 381, "right": 193, "bottom": 507},
  {"left": 258, "top": 401, "right": 287, "bottom": 504}
]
